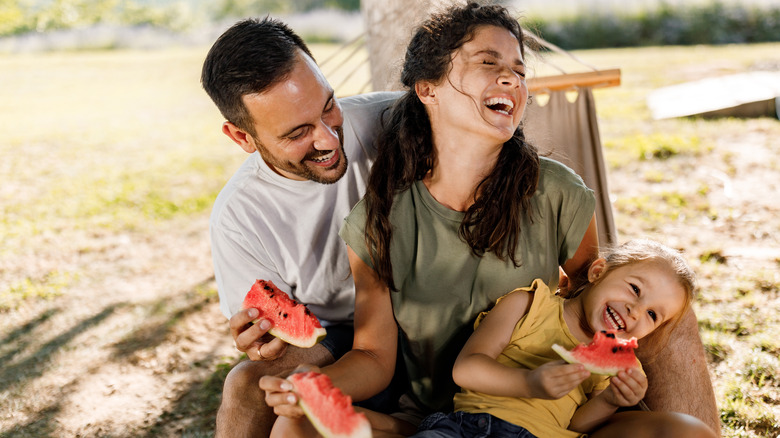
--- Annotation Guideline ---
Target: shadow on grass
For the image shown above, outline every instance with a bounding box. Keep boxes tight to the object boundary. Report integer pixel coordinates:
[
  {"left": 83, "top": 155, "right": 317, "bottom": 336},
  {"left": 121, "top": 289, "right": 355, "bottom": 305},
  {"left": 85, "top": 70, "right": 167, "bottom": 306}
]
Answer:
[
  {"left": 110, "top": 276, "right": 216, "bottom": 360},
  {"left": 0, "top": 305, "right": 120, "bottom": 394},
  {"left": 0, "top": 308, "right": 58, "bottom": 369},
  {"left": 139, "top": 355, "right": 242, "bottom": 438},
  {"left": 0, "top": 402, "right": 62, "bottom": 438}
]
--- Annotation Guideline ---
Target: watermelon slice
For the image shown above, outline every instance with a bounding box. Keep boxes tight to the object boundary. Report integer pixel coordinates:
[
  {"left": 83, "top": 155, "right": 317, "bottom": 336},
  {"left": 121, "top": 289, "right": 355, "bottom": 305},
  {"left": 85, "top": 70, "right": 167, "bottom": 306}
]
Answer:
[
  {"left": 241, "top": 279, "right": 327, "bottom": 348},
  {"left": 288, "top": 371, "right": 372, "bottom": 438},
  {"left": 552, "top": 330, "right": 641, "bottom": 376}
]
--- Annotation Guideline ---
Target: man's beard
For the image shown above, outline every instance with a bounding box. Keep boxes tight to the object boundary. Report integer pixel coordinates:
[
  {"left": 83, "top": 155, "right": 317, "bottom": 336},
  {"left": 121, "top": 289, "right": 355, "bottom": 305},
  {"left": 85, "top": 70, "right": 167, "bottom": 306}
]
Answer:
[{"left": 258, "top": 127, "right": 348, "bottom": 184}]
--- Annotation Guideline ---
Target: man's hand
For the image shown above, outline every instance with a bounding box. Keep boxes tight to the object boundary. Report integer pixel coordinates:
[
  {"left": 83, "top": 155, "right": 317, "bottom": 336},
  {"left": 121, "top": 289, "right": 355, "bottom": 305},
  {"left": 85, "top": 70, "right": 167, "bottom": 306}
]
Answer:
[
  {"left": 527, "top": 360, "right": 590, "bottom": 399},
  {"left": 600, "top": 368, "right": 648, "bottom": 408},
  {"left": 230, "top": 308, "right": 288, "bottom": 361}
]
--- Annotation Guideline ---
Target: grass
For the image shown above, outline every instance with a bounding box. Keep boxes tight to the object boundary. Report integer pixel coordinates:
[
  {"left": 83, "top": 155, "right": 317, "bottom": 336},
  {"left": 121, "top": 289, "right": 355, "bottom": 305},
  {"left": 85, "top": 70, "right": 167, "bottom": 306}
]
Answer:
[{"left": 0, "top": 41, "right": 779, "bottom": 436}]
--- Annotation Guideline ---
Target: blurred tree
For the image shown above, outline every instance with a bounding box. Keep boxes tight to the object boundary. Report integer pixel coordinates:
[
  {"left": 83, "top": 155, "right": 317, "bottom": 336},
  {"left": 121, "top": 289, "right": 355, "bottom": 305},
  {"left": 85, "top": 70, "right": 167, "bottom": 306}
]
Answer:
[
  {"left": 0, "top": 0, "right": 28, "bottom": 35},
  {"left": 33, "top": 0, "right": 118, "bottom": 31},
  {"left": 214, "top": 0, "right": 359, "bottom": 18}
]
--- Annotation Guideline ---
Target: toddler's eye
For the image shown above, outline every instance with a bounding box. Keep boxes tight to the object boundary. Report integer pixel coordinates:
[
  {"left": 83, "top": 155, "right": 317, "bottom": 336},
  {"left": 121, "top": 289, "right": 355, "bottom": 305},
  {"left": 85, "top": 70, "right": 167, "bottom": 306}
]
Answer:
[
  {"left": 630, "top": 284, "right": 640, "bottom": 295},
  {"left": 648, "top": 310, "right": 657, "bottom": 322}
]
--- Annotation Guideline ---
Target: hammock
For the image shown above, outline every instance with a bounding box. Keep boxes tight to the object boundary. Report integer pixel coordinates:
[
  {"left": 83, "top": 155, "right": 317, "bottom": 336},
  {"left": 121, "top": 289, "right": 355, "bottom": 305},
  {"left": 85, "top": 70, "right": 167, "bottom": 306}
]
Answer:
[{"left": 329, "top": 0, "right": 619, "bottom": 246}]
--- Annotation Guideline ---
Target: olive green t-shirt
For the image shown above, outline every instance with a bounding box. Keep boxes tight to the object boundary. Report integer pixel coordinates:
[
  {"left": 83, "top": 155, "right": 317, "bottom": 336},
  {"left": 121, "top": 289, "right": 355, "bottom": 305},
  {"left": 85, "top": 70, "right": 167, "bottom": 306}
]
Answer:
[{"left": 339, "top": 157, "right": 596, "bottom": 413}]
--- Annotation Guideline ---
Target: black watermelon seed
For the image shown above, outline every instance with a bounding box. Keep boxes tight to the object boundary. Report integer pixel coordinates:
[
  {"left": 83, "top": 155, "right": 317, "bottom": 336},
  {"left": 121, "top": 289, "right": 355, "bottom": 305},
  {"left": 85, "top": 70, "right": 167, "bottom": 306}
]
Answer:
[
  {"left": 605, "top": 332, "right": 616, "bottom": 339},
  {"left": 612, "top": 347, "right": 618, "bottom": 353}
]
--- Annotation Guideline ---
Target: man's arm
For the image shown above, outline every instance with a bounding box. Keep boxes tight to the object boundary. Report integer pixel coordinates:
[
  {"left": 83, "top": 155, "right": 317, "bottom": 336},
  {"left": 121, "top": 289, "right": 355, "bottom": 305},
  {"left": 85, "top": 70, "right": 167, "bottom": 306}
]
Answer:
[
  {"left": 640, "top": 308, "right": 721, "bottom": 436},
  {"left": 211, "top": 223, "right": 291, "bottom": 361}
]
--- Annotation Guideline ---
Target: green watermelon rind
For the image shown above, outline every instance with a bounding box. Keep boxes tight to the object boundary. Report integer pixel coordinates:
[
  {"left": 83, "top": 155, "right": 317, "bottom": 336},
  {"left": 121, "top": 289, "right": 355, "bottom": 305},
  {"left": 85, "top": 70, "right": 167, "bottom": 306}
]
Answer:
[
  {"left": 298, "top": 398, "right": 372, "bottom": 438},
  {"left": 290, "top": 372, "right": 373, "bottom": 438},
  {"left": 243, "top": 279, "right": 328, "bottom": 349},
  {"left": 551, "top": 343, "right": 639, "bottom": 376},
  {"left": 263, "top": 323, "right": 326, "bottom": 349}
]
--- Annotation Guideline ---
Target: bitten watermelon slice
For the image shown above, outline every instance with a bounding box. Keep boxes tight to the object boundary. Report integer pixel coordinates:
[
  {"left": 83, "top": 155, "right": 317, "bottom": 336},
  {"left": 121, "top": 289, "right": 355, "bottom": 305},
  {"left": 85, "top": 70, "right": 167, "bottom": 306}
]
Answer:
[
  {"left": 288, "top": 371, "right": 372, "bottom": 438},
  {"left": 552, "top": 330, "right": 641, "bottom": 376},
  {"left": 241, "top": 279, "right": 327, "bottom": 348}
]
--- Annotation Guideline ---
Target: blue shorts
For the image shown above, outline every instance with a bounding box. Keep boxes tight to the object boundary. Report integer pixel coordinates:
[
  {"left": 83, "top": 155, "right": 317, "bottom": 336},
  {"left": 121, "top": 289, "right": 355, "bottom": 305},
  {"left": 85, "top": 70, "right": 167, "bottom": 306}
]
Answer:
[
  {"left": 413, "top": 411, "right": 537, "bottom": 438},
  {"left": 320, "top": 324, "right": 409, "bottom": 415}
]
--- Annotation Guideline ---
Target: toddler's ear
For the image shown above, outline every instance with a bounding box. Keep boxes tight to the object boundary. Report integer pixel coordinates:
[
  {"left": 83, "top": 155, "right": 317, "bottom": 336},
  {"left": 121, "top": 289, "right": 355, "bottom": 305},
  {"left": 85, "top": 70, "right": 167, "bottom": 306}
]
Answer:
[{"left": 587, "top": 258, "right": 608, "bottom": 283}]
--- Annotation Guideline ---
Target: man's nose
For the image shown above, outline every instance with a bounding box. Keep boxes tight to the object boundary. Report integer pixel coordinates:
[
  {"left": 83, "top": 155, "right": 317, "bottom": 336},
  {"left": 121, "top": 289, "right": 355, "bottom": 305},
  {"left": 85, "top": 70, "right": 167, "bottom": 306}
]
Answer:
[{"left": 313, "top": 121, "right": 340, "bottom": 150}]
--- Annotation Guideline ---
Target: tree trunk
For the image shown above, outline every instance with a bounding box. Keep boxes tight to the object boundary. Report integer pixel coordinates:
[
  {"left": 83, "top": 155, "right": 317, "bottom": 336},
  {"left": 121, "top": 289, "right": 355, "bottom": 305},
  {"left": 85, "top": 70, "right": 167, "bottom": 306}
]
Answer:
[{"left": 360, "top": 0, "right": 458, "bottom": 91}]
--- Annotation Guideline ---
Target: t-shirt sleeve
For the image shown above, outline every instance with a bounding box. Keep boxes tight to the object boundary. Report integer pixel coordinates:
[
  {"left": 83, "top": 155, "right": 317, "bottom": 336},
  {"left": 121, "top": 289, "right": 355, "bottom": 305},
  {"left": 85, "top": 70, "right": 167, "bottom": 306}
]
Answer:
[
  {"left": 210, "top": 219, "right": 286, "bottom": 320},
  {"left": 338, "top": 198, "right": 374, "bottom": 269},
  {"left": 543, "top": 159, "right": 597, "bottom": 265},
  {"left": 340, "top": 92, "right": 401, "bottom": 161}
]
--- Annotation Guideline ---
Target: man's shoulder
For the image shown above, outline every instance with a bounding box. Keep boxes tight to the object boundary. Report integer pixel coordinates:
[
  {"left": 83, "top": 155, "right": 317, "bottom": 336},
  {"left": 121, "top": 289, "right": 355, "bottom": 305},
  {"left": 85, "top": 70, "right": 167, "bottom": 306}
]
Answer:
[
  {"left": 339, "top": 91, "right": 401, "bottom": 112},
  {"left": 340, "top": 92, "right": 402, "bottom": 159}
]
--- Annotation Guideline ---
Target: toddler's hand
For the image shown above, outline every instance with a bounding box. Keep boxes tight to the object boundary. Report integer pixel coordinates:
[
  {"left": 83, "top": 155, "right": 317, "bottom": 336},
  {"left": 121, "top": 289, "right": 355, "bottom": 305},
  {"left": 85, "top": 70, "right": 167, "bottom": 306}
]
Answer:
[
  {"left": 528, "top": 360, "right": 590, "bottom": 399},
  {"left": 601, "top": 368, "right": 648, "bottom": 407}
]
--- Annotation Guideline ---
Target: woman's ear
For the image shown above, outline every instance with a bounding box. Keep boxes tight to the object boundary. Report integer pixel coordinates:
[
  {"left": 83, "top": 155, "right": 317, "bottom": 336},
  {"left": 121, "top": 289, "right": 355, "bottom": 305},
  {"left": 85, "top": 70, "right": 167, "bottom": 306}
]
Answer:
[
  {"left": 222, "top": 121, "right": 258, "bottom": 154},
  {"left": 587, "top": 258, "right": 608, "bottom": 283},
  {"left": 415, "top": 81, "right": 437, "bottom": 105}
]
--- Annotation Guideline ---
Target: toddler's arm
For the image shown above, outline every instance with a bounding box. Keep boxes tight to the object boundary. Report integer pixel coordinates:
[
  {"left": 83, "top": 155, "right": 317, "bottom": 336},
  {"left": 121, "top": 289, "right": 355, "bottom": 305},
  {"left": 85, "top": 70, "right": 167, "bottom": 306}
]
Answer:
[
  {"left": 569, "top": 368, "right": 648, "bottom": 433},
  {"left": 453, "top": 290, "right": 590, "bottom": 399}
]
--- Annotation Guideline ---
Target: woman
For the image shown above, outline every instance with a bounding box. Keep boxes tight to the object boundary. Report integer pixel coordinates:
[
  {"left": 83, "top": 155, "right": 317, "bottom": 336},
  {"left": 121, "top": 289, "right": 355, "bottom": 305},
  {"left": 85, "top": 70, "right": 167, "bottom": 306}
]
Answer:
[{"left": 264, "top": 3, "right": 598, "bottom": 435}]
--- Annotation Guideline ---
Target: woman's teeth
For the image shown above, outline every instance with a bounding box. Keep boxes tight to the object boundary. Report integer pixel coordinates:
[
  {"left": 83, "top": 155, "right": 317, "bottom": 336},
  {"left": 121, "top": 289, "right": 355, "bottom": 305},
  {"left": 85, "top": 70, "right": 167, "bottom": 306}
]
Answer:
[{"left": 484, "top": 97, "right": 514, "bottom": 115}]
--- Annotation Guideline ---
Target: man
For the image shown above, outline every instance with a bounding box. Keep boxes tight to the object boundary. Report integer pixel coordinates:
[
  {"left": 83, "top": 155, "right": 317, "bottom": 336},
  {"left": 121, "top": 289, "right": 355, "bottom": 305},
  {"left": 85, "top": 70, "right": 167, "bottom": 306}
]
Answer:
[
  {"left": 202, "top": 16, "right": 720, "bottom": 438},
  {"left": 201, "top": 17, "right": 398, "bottom": 437}
]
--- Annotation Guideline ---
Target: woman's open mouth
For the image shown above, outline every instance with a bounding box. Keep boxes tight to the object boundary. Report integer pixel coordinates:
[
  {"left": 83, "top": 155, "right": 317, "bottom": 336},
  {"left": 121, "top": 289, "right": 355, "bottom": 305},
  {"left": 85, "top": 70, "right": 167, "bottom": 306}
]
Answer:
[{"left": 484, "top": 97, "right": 514, "bottom": 116}]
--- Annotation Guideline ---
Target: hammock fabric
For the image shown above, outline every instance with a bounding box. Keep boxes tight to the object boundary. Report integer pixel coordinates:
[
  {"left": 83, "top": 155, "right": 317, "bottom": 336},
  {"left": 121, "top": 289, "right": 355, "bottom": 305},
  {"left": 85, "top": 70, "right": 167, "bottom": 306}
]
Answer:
[{"left": 524, "top": 89, "right": 617, "bottom": 246}]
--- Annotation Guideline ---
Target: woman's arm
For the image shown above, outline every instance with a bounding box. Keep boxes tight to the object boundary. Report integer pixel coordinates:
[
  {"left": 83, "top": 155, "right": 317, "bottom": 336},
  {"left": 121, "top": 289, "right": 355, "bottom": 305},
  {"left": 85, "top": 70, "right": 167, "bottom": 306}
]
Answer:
[
  {"left": 452, "top": 290, "right": 589, "bottom": 399},
  {"left": 561, "top": 214, "right": 599, "bottom": 279},
  {"left": 323, "top": 246, "right": 399, "bottom": 401},
  {"left": 260, "top": 246, "right": 399, "bottom": 419}
]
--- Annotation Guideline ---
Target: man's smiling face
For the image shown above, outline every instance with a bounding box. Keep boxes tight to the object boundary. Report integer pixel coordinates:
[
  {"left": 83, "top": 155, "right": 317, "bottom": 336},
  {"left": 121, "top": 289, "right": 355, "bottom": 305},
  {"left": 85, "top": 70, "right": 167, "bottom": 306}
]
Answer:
[{"left": 242, "top": 50, "right": 348, "bottom": 184}]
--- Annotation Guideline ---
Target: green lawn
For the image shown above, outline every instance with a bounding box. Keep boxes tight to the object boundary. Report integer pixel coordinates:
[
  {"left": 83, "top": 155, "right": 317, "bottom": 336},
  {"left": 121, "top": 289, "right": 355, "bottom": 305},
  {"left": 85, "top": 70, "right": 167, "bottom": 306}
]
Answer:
[{"left": 0, "top": 41, "right": 779, "bottom": 437}]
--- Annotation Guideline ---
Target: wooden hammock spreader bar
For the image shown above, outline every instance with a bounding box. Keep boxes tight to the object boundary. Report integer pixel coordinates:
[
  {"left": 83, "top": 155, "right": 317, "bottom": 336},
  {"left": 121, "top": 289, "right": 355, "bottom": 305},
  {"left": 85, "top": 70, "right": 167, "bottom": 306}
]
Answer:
[{"left": 528, "top": 68, "right": 621, "bottom": 93}]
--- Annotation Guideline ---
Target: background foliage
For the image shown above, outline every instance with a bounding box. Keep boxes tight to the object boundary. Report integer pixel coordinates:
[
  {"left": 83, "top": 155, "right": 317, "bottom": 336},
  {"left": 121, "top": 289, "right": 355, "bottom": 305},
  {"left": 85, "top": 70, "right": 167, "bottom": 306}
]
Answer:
[
  {"left": 2, "top": 0, "right": 780, "bottom": 47},
  {"left": 528, "top": 1, "right": 780, "bottom": 49}
]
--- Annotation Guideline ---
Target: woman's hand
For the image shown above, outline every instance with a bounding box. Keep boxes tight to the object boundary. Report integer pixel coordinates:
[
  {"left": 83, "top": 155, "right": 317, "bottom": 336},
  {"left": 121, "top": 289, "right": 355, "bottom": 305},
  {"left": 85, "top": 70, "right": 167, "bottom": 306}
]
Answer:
[
  {"left": 600, "top": 368, "right": 648, "bottom": 408},
  {"left": 260, "top": 365, "right": 321, "bottom": 418},
  {"left": 527, "top": 360, "right": 590, "bottom": 399}
]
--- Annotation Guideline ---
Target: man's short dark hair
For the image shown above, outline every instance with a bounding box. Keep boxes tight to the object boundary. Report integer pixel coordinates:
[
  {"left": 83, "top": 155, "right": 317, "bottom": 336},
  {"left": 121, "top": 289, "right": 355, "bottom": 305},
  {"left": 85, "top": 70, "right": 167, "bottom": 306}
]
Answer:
[{"left": 201, "top": 17, "right": 314, "bottom": 136}]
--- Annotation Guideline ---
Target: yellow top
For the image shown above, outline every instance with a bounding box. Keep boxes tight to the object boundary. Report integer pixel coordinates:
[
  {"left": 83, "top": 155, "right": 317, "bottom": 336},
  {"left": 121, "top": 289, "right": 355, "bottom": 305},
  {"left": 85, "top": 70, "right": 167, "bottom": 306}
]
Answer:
[{"left": 453, "top": 279, "right": 611, "bottom": 438}]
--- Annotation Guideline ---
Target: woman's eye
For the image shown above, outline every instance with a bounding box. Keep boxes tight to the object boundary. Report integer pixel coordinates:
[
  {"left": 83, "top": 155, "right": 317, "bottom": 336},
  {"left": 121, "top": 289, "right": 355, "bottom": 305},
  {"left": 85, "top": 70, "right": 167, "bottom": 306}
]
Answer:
[
  {"left": 482, "top": 60, "right": 495, "bottom": 65},
  {"left": 631, "top": 284, "right": 640, "bottom": 295},
  {"left": 648, "top": 310, "right": 657, "bottom": 322},
  {"left": 514, "top": 70, "right": 526, "bottom": 78}
]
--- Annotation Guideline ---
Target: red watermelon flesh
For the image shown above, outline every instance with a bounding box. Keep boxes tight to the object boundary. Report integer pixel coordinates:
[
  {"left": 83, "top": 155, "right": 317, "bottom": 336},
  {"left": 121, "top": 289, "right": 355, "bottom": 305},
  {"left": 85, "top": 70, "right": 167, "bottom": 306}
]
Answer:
[
  {"left": 288, "top": 371, "right": 372, "bottom": 438},
  {"left": 241, "top": 279, "right": 327, "bottom": 348},
  {"left": 552, "top": 330, "right": 641, "bottom": 376}
]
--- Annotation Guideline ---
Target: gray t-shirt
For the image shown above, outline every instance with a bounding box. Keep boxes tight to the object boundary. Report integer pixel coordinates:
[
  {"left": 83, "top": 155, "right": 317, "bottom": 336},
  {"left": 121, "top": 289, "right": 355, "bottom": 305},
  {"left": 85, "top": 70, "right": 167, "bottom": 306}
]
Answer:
[
  {"left": 340, "top": 157, "right": 596, "bottom": 412},
  {"left": 210, "top": 91, "right": 399, "bottom": 323}
]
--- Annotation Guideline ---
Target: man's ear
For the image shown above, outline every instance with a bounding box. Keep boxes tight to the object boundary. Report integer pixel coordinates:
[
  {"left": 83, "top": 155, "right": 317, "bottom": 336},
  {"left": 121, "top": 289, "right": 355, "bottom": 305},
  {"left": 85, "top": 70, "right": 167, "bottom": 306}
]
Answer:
[
  {"left": 587, "top": 258, "right": 608, "bottom": 283},
  {"left": 414, "top": 80, "right": 437, "bottom": 105},
  {"left": 222, "top": 121, "right": 257, "bottom": 154}
]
